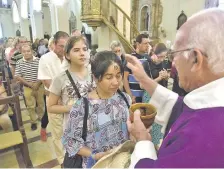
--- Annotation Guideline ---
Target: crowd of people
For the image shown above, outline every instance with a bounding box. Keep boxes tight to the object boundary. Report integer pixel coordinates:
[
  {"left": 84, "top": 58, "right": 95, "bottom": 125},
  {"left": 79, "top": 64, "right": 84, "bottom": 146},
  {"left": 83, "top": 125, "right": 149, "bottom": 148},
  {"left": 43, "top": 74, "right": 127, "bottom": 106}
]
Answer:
[{"left": 0, "top": 8, "right": 224, "bottom": 168}]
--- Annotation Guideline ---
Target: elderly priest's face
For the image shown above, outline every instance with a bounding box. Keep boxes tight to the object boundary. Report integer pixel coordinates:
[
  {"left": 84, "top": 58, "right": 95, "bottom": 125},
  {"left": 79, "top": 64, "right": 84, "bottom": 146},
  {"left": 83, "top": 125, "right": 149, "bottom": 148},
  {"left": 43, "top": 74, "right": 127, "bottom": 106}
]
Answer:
[{"left": 172, "top": 9, "right": 224, "bottom": 92}]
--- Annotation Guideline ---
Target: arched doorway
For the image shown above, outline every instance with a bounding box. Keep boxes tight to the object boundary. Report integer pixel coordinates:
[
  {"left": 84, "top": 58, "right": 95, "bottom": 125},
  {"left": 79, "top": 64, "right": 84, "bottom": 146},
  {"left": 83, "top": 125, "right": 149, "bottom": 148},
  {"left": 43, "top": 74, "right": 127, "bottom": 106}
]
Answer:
[
  {"left": 140, "top": 6, "right": 150, "bottom": 31},
  {"left": 12, "top": 1, "right": 20, "bottom": 24}
]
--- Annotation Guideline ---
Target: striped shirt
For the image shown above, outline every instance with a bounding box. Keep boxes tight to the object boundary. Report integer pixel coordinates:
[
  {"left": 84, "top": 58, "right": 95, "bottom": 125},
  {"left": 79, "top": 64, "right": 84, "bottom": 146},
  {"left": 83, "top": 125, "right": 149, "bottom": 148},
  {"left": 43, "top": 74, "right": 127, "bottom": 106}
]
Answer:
[
  {"left": 124, "top": 53, "right": 147, "bottom": 102},
  {"left": 10, "top": 51, "right": 23, "bottom": 66},
  {"left": 15, "top": 57, "right": 39, "bottom": 82}
]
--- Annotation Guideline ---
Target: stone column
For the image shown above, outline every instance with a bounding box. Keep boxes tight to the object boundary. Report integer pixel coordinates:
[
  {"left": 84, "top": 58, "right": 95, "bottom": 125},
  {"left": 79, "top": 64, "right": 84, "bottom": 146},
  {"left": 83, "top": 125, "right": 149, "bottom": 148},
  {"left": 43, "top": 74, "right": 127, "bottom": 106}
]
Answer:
[
  {"left": 97, "top": 26, "right": 111, "bottom": 51},
  {"left": 48, "top": 3, "right": 57, "bottom": 35},
  {"left": 55, "top": 2, "right": 69, "bottom": 33},
  {"left": 33, "top": 12, "right": 44, "bottom": 38},
  {"left": 29, "top": 0, "right": 44, "bottom": 39}
]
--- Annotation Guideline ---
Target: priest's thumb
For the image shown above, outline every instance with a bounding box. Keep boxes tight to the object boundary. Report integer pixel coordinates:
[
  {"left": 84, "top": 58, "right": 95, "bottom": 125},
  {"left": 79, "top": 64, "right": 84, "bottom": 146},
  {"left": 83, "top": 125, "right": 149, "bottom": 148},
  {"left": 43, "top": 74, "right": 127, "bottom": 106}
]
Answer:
[{"left": 133, "top": 109, "right": 141, "bottom": 122}]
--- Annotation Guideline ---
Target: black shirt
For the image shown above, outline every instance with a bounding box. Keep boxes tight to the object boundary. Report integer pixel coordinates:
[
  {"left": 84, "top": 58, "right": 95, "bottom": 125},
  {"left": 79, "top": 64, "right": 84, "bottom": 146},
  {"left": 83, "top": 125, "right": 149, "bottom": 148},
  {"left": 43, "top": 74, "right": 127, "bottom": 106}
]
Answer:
[{"left": 142, "top": 58, "right": 168, "bottom": 88}]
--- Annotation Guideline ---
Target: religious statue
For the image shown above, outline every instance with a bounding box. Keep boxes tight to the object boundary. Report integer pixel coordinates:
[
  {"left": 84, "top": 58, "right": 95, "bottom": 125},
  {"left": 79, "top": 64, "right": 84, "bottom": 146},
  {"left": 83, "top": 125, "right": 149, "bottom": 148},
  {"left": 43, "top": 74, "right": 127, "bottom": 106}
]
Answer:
[{"left": 177, "top": 11, "right": 187, "bottom": 30}]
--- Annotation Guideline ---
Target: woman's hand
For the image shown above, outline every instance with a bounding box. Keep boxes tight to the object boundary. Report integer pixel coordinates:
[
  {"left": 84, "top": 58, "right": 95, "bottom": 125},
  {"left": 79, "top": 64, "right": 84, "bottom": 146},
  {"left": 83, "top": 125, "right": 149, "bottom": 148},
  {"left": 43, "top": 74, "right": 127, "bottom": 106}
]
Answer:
[
  {"left": 94, "top": 150, "right": 112, "bottom": 160},
  {"left": 160, "top": 70, "right": 169, "bottom": 80}
]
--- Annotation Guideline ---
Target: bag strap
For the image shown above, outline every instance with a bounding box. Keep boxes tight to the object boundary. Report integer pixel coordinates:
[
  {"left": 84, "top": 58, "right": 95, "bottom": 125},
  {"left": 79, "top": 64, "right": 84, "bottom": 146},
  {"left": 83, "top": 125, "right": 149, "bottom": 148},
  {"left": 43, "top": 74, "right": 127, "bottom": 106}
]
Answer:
[
  {"left": 147, "top": 60, "right": 153, "bottom": 78},
  {"left": 65, "top": 70, "right": 81, "bottom": 98},
  {"left": 117, "top": 89, "right": 130, "bottom": 108},
  {"left": 82, "top": 97, "right": 89, "bottom": 141}
]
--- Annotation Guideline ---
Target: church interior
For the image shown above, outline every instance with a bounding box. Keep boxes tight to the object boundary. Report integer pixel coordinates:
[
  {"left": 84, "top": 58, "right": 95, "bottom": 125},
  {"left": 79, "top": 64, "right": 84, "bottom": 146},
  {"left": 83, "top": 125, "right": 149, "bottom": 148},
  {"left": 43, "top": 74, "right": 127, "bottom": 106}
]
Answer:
[{"left": 0, "top": 0, "right": 222, "bottom": 168}]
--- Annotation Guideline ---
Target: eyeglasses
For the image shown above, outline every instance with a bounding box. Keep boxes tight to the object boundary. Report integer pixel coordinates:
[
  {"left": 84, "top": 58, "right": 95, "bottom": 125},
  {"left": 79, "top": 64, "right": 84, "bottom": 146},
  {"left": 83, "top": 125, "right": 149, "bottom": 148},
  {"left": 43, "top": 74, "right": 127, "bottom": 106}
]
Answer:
[{"left": 167, "top": 48, "right": 193, "bottom": 61}]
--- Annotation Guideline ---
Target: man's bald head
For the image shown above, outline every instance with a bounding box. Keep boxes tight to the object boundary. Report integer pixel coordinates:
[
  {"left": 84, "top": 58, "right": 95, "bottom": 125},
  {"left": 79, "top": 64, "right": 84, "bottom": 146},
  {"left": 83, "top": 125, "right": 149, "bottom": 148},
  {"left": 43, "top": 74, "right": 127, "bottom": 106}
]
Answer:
[
  {"left": 174, "top": 9, "right": 224, "bottom": 74},
  {"left": 172, "top": 9, "right": 224, "bottom": 92}
]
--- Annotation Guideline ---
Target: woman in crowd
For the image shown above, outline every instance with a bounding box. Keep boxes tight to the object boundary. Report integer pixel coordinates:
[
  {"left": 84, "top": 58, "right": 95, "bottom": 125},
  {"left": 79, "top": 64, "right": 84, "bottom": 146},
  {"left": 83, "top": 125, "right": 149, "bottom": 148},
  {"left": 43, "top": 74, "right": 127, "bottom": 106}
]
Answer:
[
  {"left": 110, "top": 41, "right": 126, "bottom": 91},
  {"left": 110, "top": 41, "right": 126, "bottom": 66},
  {"left": 62, "top": 51, "right": 131, "bottom": 168},
  {"left": 48, "top": 37, "right": 54, "bottom": 51},
  {"left": 32, "top": 38, "right": 40, "bottom": 53},
  {"left": 48, "top": 36, "right": 94, "bottom": 131},
  {"left": 142, "top": 43, "right": 169, "bottom": 103}
]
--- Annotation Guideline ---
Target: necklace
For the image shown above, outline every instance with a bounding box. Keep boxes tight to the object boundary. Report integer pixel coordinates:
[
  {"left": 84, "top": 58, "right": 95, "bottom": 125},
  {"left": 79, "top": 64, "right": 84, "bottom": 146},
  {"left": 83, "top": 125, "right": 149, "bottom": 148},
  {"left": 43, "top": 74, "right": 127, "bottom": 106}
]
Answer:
[
  {"left": 96, "top": 88, "right": 102, "bottom": 99},
  {"left": 96, "top": 88, "right": 116, "bottom": 99}
]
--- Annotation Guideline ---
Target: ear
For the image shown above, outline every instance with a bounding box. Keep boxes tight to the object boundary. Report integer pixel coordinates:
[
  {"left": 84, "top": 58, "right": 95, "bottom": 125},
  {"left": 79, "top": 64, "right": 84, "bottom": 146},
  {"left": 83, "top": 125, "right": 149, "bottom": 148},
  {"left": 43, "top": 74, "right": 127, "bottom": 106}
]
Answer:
[
  {"left": 191, "top": 49, "right": 205, "bottom": 72},
  {"left": 65, "top": 54, "right": 70, "bottom": 61},
  {"left": 92, "top": 74, "right": 98, "bottom": 83}
]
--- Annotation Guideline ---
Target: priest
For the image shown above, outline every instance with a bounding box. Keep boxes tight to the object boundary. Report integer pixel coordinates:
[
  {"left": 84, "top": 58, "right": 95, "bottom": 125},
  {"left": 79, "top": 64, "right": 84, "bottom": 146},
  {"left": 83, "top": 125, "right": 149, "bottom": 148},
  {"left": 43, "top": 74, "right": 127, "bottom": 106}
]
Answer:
[{"left": 127, "top": 8, "right": 224, "bottom": 168}]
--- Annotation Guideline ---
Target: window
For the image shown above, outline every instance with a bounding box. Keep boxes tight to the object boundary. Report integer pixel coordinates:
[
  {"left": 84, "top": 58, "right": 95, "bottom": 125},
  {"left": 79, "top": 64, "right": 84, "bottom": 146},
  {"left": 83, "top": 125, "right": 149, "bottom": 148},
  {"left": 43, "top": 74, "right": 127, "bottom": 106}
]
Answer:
[
  {"left": 2, "top": 0, "right": 8, "bottom": 6},
  {"left": 219, "top": 0, "right": 224, "bottom": 9},
  {"left": 33, "top": 0, "right": 42, "bottom": 12},
  {"left": 21, "top": 0, "right": 28, "bottom": 19},
  {"left": 12, "top": 1, "right": 20, "bottom": 23}
]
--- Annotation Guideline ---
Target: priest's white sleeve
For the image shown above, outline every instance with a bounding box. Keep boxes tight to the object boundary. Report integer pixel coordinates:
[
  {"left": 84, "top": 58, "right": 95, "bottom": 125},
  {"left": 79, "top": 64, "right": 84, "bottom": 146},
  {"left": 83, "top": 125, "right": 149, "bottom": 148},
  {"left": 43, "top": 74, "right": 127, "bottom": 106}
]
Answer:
[
  {"left": 129, "top": 141, "right": 157, "bottom": 169},
  {"left": 129, "top": 85, "right": 178, "bottom": 168},
  {"left": 150, "top": 85, "right": 178, "bottom": 134}
]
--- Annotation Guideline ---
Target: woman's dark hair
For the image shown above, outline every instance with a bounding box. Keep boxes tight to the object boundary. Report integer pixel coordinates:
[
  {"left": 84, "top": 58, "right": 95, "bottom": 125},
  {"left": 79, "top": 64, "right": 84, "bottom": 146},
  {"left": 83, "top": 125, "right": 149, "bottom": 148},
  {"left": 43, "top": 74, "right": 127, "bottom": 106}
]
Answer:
[
  {"left": 154, "top": 43, "right": 167, "bottom": 55},
  {"left": 91, "top": 51, "right": 123, "bottom": 80},
  {"left": 64, "top": 36, "right": 88, "bottom": 62}
]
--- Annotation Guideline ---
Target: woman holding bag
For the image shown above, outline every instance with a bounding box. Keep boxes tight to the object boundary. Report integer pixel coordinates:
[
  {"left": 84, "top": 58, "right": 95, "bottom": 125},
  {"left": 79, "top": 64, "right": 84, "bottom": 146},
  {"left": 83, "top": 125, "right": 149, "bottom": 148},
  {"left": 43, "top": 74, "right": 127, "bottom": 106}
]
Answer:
[
  {"left": 47, "top": 36, "right": 94, "bottom": 167},
  {"left": 48, "top": 36, "right": 94, "bottom": 130},
  {"left": 62, "top": 51, "right": 131, "bottom": 168}
]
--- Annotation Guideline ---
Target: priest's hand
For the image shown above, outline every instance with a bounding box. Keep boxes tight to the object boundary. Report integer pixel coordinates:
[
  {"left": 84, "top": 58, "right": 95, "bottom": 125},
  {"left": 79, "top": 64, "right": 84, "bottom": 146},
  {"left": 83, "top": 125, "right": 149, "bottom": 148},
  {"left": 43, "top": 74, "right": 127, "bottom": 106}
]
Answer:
[
  {"left": 127, "top": 109, "right": 152, "bottom": 142},
  {"left": 125, "top": 54, "right": 148, "bottom": 82}
]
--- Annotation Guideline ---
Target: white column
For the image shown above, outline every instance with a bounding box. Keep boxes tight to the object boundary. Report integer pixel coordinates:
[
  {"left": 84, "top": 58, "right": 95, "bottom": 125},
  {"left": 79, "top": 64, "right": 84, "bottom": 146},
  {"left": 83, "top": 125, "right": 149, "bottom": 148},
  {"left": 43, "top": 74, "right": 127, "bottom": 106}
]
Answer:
[
  {"left": 97, "top": 25, "right": 111, "bottom": 51},
  {"left": 55, "top": 2, "right": 69, "bottom": 33},
  {"left": 48, "top": 3, "right": 57, "bottom": 35},
  {"left": 29, "top": 0, "right": 43, "bottom": 39},
  {"left": 33, "top": 11, "right": 44, "bottom": 38},
  {"left": 20, "top": 18, "right": 30, "bottom": 40}
]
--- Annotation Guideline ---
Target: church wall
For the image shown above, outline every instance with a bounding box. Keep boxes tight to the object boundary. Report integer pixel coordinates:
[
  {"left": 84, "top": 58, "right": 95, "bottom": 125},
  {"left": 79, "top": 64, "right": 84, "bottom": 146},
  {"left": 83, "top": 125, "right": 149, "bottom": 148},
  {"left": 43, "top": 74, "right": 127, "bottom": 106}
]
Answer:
[{"left": 160, "top": 0, "right": 205, "bottom": 44}]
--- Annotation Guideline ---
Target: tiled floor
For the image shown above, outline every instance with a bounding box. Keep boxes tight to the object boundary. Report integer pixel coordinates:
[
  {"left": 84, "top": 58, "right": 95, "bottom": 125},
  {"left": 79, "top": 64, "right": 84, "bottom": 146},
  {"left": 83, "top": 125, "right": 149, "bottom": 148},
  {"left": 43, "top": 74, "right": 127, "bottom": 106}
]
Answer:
[{"left": 0, "top": 98, "right": 59, "bottom": 168}]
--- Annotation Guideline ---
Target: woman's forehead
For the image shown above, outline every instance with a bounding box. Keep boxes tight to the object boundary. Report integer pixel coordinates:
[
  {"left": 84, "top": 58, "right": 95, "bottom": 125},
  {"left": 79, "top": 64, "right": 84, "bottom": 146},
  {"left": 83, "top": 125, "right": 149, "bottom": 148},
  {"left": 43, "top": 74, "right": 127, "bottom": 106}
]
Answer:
[{"left": 105, "top": 63, "right": 121, "bottom": 73}]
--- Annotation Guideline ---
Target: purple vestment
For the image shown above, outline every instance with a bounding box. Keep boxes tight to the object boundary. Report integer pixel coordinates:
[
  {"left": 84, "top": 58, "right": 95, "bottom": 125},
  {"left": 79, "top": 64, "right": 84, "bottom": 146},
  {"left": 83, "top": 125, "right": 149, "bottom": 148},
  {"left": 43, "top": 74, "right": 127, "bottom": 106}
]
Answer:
[{"left": 136, "top": 98, "right": 224, "bottom": 168}]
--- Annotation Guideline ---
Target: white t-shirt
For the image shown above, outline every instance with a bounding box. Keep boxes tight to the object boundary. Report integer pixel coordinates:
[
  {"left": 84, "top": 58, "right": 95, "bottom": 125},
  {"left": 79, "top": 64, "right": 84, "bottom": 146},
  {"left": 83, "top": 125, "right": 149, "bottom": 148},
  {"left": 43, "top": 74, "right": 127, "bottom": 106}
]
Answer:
[{"left": 38, "top": 51, "right": 67, "bottom": 90}]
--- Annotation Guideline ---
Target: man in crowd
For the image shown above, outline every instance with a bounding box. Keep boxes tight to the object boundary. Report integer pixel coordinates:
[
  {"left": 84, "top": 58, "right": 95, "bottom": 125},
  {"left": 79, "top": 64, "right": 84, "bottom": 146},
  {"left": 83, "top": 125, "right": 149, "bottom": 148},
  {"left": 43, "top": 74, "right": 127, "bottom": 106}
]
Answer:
[
  {"left": 123, "top": 34, "right": 150, "bottom": 103},
  {"left": 38, "top": 31, "right": 69, "bottom": 166},
  {"left": 127, "top": 8, "right": 224, "bottom": 168},
  {"left": 71, "top": 29, "right": 82, "bottom": 37},
  {"left": 10, "top": 36, "right": 28, "bottom": 75},
  {"left": 15, "top": 44, "right": 44, "bottom": 130}
]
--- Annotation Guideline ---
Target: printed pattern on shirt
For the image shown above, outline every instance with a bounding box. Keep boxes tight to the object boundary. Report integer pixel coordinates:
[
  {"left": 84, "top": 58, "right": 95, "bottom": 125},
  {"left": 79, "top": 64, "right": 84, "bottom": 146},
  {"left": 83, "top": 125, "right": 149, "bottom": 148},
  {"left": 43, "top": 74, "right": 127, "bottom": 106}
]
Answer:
[{"left": 62, "top": 93, "right": 131, "bottom": 168}]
